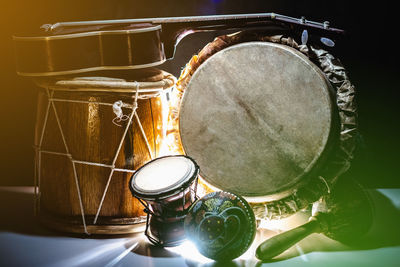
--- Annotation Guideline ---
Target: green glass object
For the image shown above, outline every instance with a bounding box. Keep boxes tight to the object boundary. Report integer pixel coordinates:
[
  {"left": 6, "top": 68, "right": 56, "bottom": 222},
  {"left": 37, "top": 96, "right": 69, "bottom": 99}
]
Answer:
[{"left": 184, "top": 191, "right": 256, "bottom": 261}]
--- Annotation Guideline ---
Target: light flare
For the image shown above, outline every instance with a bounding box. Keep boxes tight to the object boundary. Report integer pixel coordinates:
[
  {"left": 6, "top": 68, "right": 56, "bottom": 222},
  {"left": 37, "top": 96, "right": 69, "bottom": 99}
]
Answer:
[
  {"left": 158, "top": 86, "right": 183, "bottom": 157},
  {"left": 166, "top": 240, "right": 213, "bottom": 264}
]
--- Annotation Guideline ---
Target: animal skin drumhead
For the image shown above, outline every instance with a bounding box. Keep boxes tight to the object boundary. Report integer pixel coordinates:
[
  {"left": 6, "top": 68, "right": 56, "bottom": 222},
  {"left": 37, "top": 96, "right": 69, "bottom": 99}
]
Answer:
[{"left": 179, "top": 42, "right": 334, "bottom": 199}]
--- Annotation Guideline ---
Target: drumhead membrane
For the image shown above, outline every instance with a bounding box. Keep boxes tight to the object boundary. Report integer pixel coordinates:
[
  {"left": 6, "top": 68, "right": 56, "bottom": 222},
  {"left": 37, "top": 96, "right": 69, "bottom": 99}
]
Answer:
[
  {"left": 180, "top": 42, "right": 334, "bottom": 199},
  {"left": 130, "top": 155, "right": 197, "bottom": 199}
]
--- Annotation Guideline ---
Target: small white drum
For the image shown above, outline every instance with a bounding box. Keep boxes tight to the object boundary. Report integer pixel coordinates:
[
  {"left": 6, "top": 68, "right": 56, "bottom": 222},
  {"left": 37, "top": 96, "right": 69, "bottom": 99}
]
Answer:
[{"left": 130, "top": 155, "right": 199, "bottom": 246}]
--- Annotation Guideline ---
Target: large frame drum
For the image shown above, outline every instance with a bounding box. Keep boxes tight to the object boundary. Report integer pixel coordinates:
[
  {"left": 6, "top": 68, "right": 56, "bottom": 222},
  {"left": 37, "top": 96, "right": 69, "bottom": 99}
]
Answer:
[
  {"left": 175, "top": 31, "right": 358, "bottom": 220},
  {"left": 33, "top": 70, "right": 176, "bottom": 234}
]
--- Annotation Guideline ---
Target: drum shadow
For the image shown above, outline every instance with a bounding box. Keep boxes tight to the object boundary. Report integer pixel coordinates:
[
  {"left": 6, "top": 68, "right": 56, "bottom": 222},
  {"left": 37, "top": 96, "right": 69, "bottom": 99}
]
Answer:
[
  {"left": 128, "top": 237, "right": 181, "bottom": 258},
  {"left": 255, "top": 189, "right": 400, "bottom": 263},
  {"left": 0, "top": 187, "right": 143, "bottom": 240},
  {"left": 347, "top": 189, "right": 400, "bottom": 249},
  {"left": 0, "top": 187, "right": 57, "bottom": 237},
  {"left": 185, "top": 258, "right": 254, "bottom": 267}
]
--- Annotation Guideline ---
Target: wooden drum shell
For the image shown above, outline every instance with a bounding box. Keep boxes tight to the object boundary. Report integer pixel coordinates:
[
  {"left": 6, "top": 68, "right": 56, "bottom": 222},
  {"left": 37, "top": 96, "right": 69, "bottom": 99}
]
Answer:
[{"left": 34, "top": 72, "right": 175, "bottom": 234}]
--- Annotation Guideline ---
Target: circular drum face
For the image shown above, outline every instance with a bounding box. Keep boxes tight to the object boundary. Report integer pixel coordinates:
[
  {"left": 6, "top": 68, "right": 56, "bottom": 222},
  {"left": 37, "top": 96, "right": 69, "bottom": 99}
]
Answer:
[
  {"left": 131, "top": 155, "right": 197, "bottom": 199},
  {"left": 180, "top": 42, "right": 334, "bottom": 199}
]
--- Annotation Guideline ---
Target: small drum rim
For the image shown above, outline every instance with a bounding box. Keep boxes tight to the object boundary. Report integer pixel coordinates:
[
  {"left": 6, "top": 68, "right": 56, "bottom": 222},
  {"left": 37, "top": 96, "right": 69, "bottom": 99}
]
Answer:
[
  {"left": 179, "top": 41, "right": 335, "bottom": 198},
  {"left": 129, "top": 155, "right": 199, "bottom": 200},
  {"left": 39, "top": 213, "right": 146, "bottom": 235}
]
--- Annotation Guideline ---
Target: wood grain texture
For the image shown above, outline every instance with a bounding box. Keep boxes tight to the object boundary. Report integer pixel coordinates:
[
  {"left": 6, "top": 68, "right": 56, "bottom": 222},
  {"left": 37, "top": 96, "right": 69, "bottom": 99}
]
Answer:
[{"left": 35, "top": 72, "right": 170, "bottom": 234}]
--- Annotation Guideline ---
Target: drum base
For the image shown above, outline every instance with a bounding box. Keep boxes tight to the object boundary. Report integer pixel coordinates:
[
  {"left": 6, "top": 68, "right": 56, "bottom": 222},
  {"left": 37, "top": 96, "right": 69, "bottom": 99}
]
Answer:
[{"left": 39, "top": 213, "right": 146, "bottom": 235}]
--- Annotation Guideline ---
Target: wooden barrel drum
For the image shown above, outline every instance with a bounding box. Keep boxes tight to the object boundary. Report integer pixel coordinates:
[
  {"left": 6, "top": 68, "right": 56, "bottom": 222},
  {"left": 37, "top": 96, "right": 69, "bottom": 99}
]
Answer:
[
  {"left": 177, "top": 32, "right": 357, "bottom": 220},
  {"left": 33, "top": 70, "right": 176, "bottom": 234}
]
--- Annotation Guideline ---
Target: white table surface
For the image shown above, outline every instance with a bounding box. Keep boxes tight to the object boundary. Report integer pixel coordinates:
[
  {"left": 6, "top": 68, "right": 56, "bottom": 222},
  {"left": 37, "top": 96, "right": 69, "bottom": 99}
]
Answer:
[{"left": 0, "top": 186, "right": 399, "bottom": 267}]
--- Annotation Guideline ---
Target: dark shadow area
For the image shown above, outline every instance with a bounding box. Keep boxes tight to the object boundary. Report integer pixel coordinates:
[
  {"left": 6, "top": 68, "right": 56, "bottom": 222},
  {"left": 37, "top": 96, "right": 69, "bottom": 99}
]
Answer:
[
  {"left": 0, "top": 188, "right": 56, "bottom": 237},
  {"left": 129, "top": 238, "right": 181, "bottom": 258},
  {"left": 255, "top": 189, "right": 400, "bottom": 263},
  {"left": 0, "top": 187, "right": 144, "bottom": 241},
  {"left": 186, "top": 258, "right": 251, "bottom": 267},
  {"left": 350, "top": 189, "right": 400, "bottom": 249}
]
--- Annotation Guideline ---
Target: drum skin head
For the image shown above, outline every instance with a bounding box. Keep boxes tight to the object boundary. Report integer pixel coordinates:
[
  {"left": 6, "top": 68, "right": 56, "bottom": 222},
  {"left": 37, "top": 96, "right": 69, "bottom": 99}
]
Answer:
[
  {"left": 130, "top": 155, "right": 199, "bottom": 200},
  {"left": 180, "top": 42, "right": 334, "bottom": 198}
]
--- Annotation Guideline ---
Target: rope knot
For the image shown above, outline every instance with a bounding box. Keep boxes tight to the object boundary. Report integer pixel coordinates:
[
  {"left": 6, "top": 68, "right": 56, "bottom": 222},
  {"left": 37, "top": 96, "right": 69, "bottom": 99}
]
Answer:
[{"left": 112, "top": 100, "right": 130, "bottom": 127}]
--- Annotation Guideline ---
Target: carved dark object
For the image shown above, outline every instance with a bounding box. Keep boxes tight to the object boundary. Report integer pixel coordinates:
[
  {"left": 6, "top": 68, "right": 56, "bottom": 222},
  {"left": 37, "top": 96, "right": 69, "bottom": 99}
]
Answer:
[{"left": 184, "top": 191, "right": 256, "bottom": 261}]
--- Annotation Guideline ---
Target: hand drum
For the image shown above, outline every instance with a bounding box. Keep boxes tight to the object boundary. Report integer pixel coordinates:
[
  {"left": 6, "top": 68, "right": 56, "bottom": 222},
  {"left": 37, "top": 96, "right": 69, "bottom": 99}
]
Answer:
[{"left": 177, "top": 31, "right": 358, "bottom": 220}]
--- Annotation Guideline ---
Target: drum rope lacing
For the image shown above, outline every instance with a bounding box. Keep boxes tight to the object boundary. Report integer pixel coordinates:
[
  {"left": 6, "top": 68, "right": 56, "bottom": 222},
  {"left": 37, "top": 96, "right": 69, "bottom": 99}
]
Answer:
[{"left": 33, "top": 80, "right": 169, "bottom": 234}]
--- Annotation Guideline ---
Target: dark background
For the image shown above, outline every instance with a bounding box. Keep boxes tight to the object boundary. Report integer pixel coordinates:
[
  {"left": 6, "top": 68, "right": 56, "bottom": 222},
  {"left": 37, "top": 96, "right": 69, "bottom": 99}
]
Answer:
[{"left": 0, "top": 0, "right": 398, "bottom": 188}]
